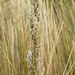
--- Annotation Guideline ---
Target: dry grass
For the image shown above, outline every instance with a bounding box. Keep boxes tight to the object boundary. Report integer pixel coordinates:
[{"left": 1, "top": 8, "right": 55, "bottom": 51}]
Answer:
[{"left": 0, "top": 0, "right": 75, "bottom": 75}]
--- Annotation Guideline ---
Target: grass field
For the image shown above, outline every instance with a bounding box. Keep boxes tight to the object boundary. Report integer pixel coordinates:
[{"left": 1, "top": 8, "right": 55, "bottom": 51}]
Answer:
[{"left": 0, "top": 0, "right": 75, "bottom": 75}]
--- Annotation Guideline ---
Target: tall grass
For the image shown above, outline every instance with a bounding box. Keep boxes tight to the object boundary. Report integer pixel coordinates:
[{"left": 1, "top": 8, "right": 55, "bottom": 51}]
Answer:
[{"left": 0, "top": 0, "right": 75, "bottom": 75}]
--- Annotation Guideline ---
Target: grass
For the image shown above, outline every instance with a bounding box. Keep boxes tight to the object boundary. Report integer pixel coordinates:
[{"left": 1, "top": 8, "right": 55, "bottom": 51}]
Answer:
[{"left": 0, "top": 0, "right": 75, "bottom": 75}]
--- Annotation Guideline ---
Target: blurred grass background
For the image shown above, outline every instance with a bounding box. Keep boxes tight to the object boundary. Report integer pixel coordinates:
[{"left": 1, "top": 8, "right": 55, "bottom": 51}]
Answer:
[{"left": 0, "top": 0, "right": 75, "bottom": 75}]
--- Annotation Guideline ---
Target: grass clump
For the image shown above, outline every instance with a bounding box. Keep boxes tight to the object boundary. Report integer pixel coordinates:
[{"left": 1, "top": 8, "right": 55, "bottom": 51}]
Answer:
[{"left": 0, "top": 0, "right": 75, "bottom": 75}]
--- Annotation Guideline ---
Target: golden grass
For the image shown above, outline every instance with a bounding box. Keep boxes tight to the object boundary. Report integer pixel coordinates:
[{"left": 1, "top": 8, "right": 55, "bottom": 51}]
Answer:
[{"left": 0, "top": 0, "right": 75, "bottom": 75}]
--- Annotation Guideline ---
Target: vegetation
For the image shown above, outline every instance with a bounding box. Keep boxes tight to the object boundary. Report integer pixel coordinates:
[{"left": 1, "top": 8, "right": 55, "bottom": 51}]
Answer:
[{"left": 0, "top": 0, "right": 75, "bottom": 75}]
